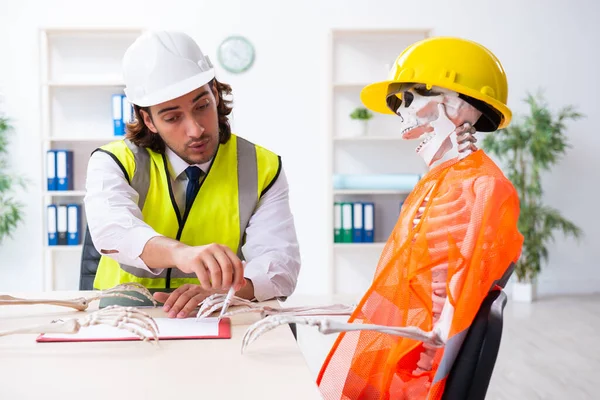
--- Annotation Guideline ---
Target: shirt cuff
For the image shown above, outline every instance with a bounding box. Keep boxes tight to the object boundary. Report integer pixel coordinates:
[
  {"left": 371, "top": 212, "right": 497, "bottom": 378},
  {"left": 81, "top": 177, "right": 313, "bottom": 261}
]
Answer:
[
  {"left": 244, "top": 265, "right": 276, "bottom": 302},
  {"left": 126, "top": 226, "right": 165, "bottom": 276}
]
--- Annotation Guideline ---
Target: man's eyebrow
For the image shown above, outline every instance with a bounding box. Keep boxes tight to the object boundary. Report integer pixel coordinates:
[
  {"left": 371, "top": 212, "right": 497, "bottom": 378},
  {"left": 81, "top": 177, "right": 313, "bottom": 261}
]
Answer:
[
  {"left": 157, "top": 105, "right": 179, "bottom": 115},
  {"left": 191, "top": 90, "right": 210, "bottom": 104},
  {"left": 157, "top": 91, "right": 210, "bottom": 115}
]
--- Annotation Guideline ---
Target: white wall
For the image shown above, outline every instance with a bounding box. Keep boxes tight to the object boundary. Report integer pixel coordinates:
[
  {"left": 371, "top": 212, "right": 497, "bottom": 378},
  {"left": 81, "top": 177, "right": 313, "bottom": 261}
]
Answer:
[{"left": 0, "top": 0, "right": 598, "bottom": 296}]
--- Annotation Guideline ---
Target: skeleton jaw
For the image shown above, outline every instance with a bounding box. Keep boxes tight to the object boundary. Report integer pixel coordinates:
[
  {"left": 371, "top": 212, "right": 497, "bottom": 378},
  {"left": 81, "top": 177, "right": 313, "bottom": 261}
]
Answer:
[{"left": 408, "top": 103, "right": 457, "bottom": 167}]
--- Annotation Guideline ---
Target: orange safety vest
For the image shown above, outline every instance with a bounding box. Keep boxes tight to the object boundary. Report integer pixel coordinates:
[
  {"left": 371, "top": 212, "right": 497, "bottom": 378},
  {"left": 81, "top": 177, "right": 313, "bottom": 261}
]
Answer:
[{"left": 317, "top": 149, "right": 523, "bottom": 399}]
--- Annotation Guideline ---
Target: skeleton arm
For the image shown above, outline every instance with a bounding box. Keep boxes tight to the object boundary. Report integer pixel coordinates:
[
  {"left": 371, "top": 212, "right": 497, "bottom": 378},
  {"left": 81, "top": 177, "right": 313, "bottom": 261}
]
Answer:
[
  {"left": 0, "top": 283, "right": 157, "bottom": 311},
  {"left": 0, "top": 305, "right": 159, "bottom": 342},
  {"left": 241, "top": 315, "right": 446, "bottom": 353},
  {"left": 195, "top": 293, "right": 356, "bottom": 320}
]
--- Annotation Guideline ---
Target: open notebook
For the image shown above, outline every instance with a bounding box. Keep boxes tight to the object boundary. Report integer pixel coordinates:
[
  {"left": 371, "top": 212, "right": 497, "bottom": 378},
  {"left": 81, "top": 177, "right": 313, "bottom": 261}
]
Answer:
[{"left": 36, "top": 317, "right": 231, "bottom": 342}]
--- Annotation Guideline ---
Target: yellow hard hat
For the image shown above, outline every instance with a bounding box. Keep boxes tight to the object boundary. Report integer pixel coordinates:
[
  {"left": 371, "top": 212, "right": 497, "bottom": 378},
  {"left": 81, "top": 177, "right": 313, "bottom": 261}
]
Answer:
[{"left": 360, "top": 36, "right": 511, "bottom": 131}]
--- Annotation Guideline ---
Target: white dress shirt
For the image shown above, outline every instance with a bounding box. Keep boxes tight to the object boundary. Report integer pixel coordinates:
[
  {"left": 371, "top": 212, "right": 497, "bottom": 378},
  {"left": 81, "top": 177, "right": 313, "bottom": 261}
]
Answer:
[{"left": 84, "top": 144, "right": 301, "bottom": 301}]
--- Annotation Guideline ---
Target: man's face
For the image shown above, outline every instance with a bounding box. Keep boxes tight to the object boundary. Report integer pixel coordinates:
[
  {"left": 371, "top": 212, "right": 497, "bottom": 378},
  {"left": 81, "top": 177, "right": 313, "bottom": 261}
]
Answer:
[{"left": 142, "top": 84, "right": 220, "bottom": 165}]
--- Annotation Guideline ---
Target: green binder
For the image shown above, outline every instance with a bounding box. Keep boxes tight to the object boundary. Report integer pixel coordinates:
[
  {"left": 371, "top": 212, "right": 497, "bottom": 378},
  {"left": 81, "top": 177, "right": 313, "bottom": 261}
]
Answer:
[
  {"left": 341, "top": 202, "right": 353, "bottom": 243},
  {"left": 334, "top": 202, "right": 342, "bottom": 242}
]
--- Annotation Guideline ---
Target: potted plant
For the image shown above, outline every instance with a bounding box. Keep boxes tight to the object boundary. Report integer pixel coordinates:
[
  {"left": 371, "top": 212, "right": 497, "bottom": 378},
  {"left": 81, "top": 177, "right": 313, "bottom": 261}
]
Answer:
[
  {"left": 0, "top": 115, "right": 27, "bottom": 244},
  {"left": 350, "top": 107, "right": 373, "bottom": 136},
  {"left": 482, "top": 91, "right": 583, "bottom": 302}
]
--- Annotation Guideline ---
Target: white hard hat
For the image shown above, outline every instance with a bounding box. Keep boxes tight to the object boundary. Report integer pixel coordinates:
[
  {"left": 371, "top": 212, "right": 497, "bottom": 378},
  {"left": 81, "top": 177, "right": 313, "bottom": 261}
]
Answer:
[{"left": 122, "top": 30, "right": 215, "bottom": 107}]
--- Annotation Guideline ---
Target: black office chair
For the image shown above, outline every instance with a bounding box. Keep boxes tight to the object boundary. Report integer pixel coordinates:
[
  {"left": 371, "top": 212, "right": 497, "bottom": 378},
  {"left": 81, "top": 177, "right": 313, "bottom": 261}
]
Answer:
[
  {"left": 79, "top": 224, "right": 101, "bottom": 290},
  {"left": 441, "top": 263, "right": 514, "bottom": 400}
]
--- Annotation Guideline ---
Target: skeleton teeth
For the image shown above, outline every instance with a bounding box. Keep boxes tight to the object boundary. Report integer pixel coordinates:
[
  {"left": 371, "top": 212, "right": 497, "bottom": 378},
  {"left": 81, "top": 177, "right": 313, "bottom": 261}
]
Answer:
[
  {"left": 401, "top": 125, "right": 417, "bottom": 135},
  {"left": 416, "top": 133, "right": 435, "bottom": 153}
]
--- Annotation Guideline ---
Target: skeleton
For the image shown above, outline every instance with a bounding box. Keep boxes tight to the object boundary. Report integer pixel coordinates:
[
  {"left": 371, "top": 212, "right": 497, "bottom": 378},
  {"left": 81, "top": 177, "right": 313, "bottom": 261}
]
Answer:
[
  {"left": 0, "top": 282, "right": 157, "bottom": 311},
  {"left": 0, "top": 305, "right": 159, "bottom": 342},
  {"left": 198, "top": 84, "right": 485, "bottom": 369}
]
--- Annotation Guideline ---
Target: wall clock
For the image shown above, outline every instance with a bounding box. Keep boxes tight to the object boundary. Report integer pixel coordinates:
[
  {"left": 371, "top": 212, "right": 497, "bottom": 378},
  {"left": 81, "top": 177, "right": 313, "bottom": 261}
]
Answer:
[{"left": 217, "top": 35, "right": 255, "bottom": 74}]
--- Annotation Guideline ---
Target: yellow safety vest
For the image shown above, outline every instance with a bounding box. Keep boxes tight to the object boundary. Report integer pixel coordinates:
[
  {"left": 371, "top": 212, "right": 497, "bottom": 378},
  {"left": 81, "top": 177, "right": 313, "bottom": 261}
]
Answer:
[{"left": 92, "top": 134, "right": 281, "bottom": 290}]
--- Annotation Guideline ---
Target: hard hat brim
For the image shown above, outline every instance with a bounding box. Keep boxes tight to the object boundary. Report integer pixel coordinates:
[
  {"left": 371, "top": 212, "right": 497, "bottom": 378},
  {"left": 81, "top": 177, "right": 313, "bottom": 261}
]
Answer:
[
  {"left": 360, "top": 79, "right": 512, "bottom": 130},
  {"left": 360, "top": 81, "right": 397, "bottom": 116},
  {"left": 125, "top": 68, "right": 216, "bottom": 107}
]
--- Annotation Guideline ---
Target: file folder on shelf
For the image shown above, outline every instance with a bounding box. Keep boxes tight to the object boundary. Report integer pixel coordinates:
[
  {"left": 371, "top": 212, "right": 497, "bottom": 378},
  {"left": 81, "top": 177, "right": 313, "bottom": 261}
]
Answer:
[
  {"left": 334, "top": 202, "right": 342, "bottom": 243},
  {"left": 67, "top": 204, "right": 81, "bottom": 245},
  {"left": 57, "top": 205, "right": 68, "bottom": 245},
  {"left": 341, "top": 202, "right": 353, "bottom": 243},
  {"left": 47, "top": 205, "right": 58, "bottom": 246},
  {"left": 55, "top": 150, "right": 73, "bottom": 191},
  {"left": 363, "top": 202, "right": 375, "bottom": 243},
  {"left": 112, "top": 94, "right": 124, "bottom": 136},
  {"left": 352, "top": 202, "right": 364, "bottom": 242},
  {"left": 46, "top": 150, "right": 57, "bottom": 191}
]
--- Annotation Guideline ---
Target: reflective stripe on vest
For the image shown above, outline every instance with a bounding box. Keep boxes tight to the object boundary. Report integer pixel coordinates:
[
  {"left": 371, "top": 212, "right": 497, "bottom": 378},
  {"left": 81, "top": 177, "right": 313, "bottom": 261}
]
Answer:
[
  {"left": 124, "top": 138, "right": 151, "bottom": 211},
  {"left": 92, "top": 134, "right": 278, "bottom": 289}
]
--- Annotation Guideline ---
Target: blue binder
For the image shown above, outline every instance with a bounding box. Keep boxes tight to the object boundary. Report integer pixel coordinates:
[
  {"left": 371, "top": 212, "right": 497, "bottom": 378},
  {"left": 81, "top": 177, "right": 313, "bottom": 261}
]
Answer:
[
  {"left": 122, "top": 94, "right": 134, "bottom": 128},
  {"left": 47, "top": 204, "right": 57, "bottom": 246},
  {"left": 352, "top": 202, "right": 364, "bottom": 242},
  {"left": 55, "top": 150, "right": 73, "bottom": 191},
  {"left": 67, "top": 204, "right": 81, "bottom": 245},
  {"left": 112, "top": 94, "right": 124, "bottom": 136},
  {"left": 363, "top": 202, "right": 375, "bottom": 243},
  {"left": 46, "top": 150, "right": 57, "bottom": 191}
]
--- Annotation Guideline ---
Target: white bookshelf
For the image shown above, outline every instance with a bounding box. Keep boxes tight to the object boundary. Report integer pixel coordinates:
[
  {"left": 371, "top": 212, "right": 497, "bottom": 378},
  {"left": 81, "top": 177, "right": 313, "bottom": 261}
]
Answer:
[
  {"left": 39, "top": 27, "right": 144, "bottom": 291},
  {"left": 327, "top": 28, "right": 430, "bottom": 296}
]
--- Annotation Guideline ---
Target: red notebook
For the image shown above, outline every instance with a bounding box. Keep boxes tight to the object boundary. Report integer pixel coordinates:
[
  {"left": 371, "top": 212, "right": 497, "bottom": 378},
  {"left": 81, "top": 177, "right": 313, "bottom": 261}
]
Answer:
[{"left": 36, "top": 317, "right": 231, "bottom": 342}]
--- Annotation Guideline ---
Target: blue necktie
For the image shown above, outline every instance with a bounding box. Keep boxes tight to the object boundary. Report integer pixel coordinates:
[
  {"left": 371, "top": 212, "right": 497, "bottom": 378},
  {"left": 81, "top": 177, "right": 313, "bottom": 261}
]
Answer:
[{"left": 185, "top": 166, "right": 203, "bottom": 213}]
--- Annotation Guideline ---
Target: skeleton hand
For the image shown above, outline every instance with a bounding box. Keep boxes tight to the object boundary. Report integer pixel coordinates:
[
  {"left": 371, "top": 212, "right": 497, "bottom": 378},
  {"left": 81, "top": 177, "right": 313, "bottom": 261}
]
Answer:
[
  {"left": 195, "top": 293, "right": 355, "bottom": 320},
  {"left": 240, "top": 315, "right": 445, "bottom": 353},
  {"left": 0, "top": 282, "right": 157, "bottom": 311},
  {"left": 0, "top": 305, "right": 160, "bottom": 342}
]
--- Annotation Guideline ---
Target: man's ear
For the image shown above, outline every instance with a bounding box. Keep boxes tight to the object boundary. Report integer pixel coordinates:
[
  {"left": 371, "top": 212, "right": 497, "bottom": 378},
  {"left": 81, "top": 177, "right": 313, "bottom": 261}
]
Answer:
[
  {"left": 210, "top": 81, "right": 220, "bottom": 107},
  {"left": 140, "top": 108, "right": 159, "bottom": 133}
]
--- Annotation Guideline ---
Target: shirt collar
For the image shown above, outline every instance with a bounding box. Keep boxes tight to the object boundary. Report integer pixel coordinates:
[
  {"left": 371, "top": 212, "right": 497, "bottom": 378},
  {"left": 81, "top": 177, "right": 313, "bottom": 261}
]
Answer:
[{"left": 165, "top": 146, "right": 213, "bottom": 179}]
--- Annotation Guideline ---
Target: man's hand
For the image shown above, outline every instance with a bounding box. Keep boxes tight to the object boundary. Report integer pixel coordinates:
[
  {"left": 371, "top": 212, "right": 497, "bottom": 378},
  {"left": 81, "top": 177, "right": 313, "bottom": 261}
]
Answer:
[
  {"left": 172, "top": 243, "right": 245, "bottom": 291},
  {"left": 153, "top": 284, "right": 217, "bottom": 318}
]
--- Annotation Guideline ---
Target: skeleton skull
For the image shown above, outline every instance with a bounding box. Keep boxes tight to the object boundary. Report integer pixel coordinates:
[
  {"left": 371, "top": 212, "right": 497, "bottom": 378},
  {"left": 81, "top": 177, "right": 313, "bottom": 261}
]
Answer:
[{"left": 386, "top": 84, "right": 482, "bottom": 166}]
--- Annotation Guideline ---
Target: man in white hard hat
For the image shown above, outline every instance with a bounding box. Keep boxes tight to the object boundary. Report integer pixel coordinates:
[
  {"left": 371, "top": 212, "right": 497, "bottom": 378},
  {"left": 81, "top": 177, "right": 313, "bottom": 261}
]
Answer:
[{"left": 84, "top": 30, "right": 300, "bottom": 318}]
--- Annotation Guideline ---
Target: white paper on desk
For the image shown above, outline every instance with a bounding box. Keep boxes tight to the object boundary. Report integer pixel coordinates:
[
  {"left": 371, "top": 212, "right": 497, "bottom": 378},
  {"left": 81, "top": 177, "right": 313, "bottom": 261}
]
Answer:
[{"left": 38, "top": 317, "right": 224, "bottom": 341}]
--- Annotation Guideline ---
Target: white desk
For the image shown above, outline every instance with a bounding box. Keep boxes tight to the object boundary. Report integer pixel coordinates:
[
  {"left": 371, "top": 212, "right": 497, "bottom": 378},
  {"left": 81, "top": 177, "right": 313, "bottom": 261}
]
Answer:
[{"left": 0, "top": 291, "right": 322, "bottom": 400}]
